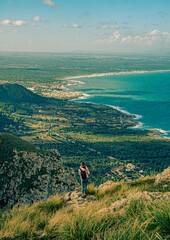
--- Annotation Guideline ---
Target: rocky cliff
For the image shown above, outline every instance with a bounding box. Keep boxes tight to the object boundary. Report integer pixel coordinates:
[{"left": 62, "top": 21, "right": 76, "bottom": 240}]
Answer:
[{"left": 0, "top": 133, "right": 78, "bottom": 208}]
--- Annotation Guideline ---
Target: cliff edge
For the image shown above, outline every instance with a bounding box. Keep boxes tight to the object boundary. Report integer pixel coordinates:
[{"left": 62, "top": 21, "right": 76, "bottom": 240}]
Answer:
[{"left": 0, "top": 133, "right": 78, "bottom": 208}]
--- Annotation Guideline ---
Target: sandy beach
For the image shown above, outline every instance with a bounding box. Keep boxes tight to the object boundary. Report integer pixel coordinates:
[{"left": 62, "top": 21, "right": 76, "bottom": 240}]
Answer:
[{"left": 63, "top": 69, "right": 170, "bottom": 81}]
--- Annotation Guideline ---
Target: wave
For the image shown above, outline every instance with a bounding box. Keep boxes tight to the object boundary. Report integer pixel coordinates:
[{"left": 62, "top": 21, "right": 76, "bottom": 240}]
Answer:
[
  {"left": 152, "top": 128, "right": 169, "bottom": 137},
  {"left": 108, "top": 105, "right": 169, "bottom": 137},
  {"left": 107, "top": 105, "right": 134, "bottom": 116},
  {"left": 133, "top": 114, "right": 143, "bottom": 120},
  {"left": 63, "top": 69, "right": 170, "bottom": 81},
  {"left": 131, "top": 121, "right": 144, "bottom": 129},
  {"left": 106, "top": 105, "right": 144, "bottom": 129},
  {"left": 107, "top": 105, "right": 142, "bottom": 120},
  {"left": 71, "top": 93, "right": 90, "bottom": 101},
  {"left": 66, "top": 80, "right": 85, "bottom": 86}
]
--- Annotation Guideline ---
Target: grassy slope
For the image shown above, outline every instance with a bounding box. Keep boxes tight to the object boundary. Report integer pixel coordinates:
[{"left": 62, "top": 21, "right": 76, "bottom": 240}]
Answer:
[{"left": 0, "top": 175, "right": 169, "bottom": 240}]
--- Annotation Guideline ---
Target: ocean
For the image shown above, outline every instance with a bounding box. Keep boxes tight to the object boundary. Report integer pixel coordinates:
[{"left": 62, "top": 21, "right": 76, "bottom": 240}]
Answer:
[{"left": 67, "top": 71, "right": 170, "bottom": 138}]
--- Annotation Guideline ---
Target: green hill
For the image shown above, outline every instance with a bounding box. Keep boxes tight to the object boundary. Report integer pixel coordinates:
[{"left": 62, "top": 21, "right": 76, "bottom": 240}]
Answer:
[
  {"left": 0, "top": 133, "right": 40, "bottom": 163},
  {"left": 0, "top": 83, "right": 46, "bottom": 103}
]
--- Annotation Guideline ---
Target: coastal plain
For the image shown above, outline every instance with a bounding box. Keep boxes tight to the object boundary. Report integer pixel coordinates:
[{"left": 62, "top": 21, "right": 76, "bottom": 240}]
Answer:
[{"left": 0, "top": 52, "right": 170, "bottom": 184}]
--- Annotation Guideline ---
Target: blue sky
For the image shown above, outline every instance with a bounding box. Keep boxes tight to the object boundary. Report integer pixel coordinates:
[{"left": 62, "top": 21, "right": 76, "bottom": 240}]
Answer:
[{"left": 0, "top": 0, "right": 170, "bottom": 53}]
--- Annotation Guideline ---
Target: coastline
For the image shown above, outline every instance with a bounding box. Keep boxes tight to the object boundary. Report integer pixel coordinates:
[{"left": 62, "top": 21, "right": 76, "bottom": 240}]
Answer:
[
  {"left": 63, "top": 69, "right": 170, "bottom": 81},
  {"left": 72, "top": 99, "right": 169, "bottom": 139},
  {"left": 63, "top": 72, "right": 170, "bottom": 140}
]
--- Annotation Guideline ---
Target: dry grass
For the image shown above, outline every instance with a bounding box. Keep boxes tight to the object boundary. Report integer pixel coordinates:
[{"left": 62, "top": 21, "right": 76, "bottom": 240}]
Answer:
[{"left": 0, "top": 179, "right": 169, "bottom": 240}]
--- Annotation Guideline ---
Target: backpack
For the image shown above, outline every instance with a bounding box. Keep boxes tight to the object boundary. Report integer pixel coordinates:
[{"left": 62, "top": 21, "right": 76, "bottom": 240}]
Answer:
[{"left": 80, "top": 167, "right": 87, "bottom": 179}]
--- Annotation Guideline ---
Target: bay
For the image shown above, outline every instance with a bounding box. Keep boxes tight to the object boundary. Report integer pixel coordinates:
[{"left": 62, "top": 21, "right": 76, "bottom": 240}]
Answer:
[{"left": 67, "top": 71, "right": 170, "bottom": 138}]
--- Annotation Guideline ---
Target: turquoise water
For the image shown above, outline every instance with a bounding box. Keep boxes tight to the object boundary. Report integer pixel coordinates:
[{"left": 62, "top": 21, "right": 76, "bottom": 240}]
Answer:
[{"left": 67, "top": 71, "right": 170, "bottom": 138}]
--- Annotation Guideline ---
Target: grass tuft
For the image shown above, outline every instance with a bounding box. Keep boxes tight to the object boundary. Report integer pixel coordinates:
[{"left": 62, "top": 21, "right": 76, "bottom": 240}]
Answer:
[
  {"left": 97, "top": 182, "right": 122, "bottom": 199},
  {"left": 37, "top": 196, "right": 64, "bottom": 214},
  {"left": 128, "top": 176, "right": 155, "bottom": 187}
]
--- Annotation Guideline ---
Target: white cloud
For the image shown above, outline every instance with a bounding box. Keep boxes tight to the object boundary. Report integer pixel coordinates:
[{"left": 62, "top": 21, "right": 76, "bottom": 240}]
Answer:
[
  {"left": 71, "top": 22, "right": 80, "bottom": 28},
  {"left": 109, "top": 31, "right": 120, "bottom": 42},
  {"left": 99, "top": 25, "right": 118, "bottom": 29},
  {"left": 96, "top": 29, "right": 170, "bottom": 47},
  {"left": 0, "top": 19, "right": 26, "bottom": 26},
  {"left": 33, "top": 15, "right": 40, "bottom": 22},
  {"left": 97, "top": 31, "right": 120, "bottom": 44},
  {"left": 43, "top": 0, "right": 55, "bottom": 6},
  {"left": 42, "top": 0, "right": 60, "bottom": 8},
  {"left": 32, "top": 15, "right": 47, "bottom": 24},
  {"left": 121, "top": 36, "right": 132, "bottom": 44},
  {"left": 149, "top": 29, "right": 159, "bottom": 36},
  {"left": 121, "top": 29, "right": 170, "bottom": 46},
  {"left": 64, "top": 22, "right": 81, "bottom": 28},
  {"left": 162, "top": 32, "right": 170, "bottom": 42}
]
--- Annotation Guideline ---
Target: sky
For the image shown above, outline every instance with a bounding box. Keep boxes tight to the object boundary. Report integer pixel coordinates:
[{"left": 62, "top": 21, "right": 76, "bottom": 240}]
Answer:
[{"left": 0, "top": 0, "right": 170, "bottom": 53}]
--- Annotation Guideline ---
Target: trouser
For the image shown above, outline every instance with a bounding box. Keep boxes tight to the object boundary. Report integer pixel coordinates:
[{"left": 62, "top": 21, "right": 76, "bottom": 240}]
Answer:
[{"left": 81, "top": 178, "right": 88, "bottom": 195}]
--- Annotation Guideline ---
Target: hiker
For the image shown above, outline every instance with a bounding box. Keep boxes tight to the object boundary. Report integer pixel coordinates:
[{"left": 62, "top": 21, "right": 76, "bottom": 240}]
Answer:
[{"left": 79, "top": 162, "right": 90, "bottom": 198}]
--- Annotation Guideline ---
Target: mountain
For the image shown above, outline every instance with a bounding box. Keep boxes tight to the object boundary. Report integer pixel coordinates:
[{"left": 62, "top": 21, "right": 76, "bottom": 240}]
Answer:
[
  {"left": 0, "top": 133, "right": 78, "bottom": 208},
  {"left": 0, "top": 83, "right": 46, "bottom": 103}
]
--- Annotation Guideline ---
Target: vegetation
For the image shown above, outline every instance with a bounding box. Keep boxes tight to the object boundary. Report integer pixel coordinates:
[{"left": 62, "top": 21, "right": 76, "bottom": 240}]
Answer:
[
  {"left": 0, "top": 53, "right": 170, "bottom": 184},
  {"left": 0, "top": 133, "right": 41, "bottom": 164},
  {"left": 0, "top": 52, "right": 170, "bottom": 239},
  {"left": 0, "top": 83, "right": 169, "bottom": 185},
  {"left": 0, "top": 83, "right": 46, "bottom": 103},
  {"left": 1, "top": 53, "right": 170, "bottom": 84},
  {"left": 0, "top": 175, "right": 169, "bottom": 240}
]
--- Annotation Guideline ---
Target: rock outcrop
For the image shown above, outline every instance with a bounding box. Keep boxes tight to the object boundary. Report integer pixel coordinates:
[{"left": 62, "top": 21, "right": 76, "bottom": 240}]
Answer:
[
  {"left": 63, "top": 167, "right": 170, "bottom": 213},
  {"left": 64, "top": 190, "right": 96, "bottom": 209},
  {"left": 0, "top": 134, "right": 78, "bottom": 208},
  {"left": 97, "top": 191, "right": 170, "bottom": 214},
  {"left": 155, "top": 166, "right": 170, "bottom": 184}
]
